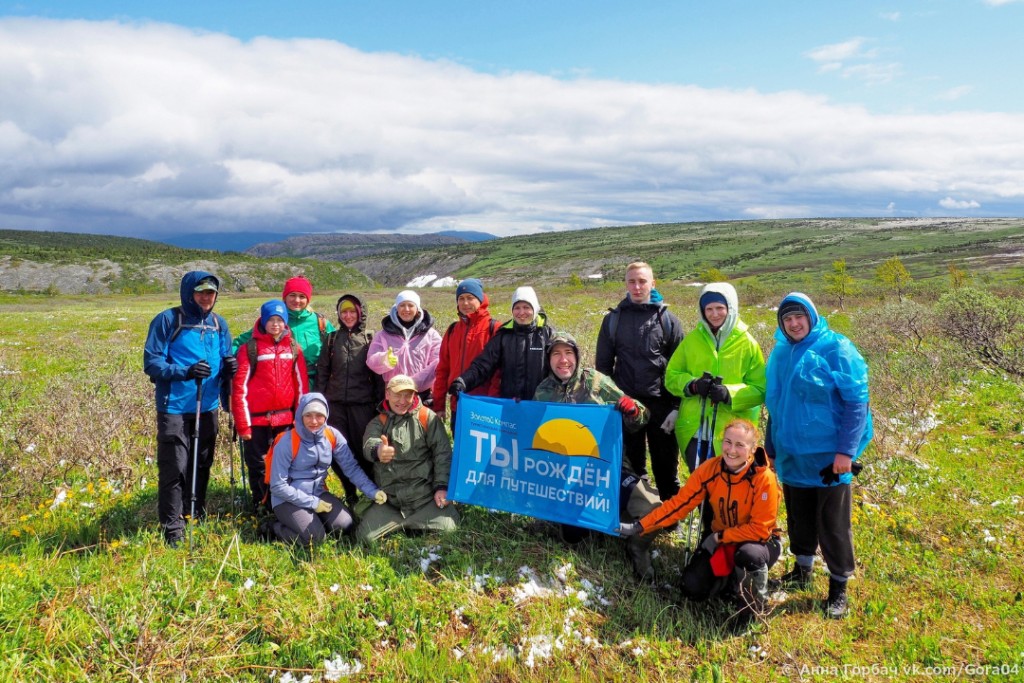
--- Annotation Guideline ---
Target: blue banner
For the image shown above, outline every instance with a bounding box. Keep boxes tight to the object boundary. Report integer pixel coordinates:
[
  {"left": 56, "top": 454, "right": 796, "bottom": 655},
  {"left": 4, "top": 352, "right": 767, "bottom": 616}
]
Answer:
[{"left": 448, "top": 394, "right": 622, "bottom": 534}]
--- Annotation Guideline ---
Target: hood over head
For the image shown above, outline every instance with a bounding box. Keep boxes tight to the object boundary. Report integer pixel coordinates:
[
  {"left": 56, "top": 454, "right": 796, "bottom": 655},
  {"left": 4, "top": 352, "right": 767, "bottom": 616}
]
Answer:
[
  {"left": 178, "top": 271, "right": 220, "bottom": 318},
  {"left": 545, "top": 331, "right": 581, "bottom": 382},
  {"left": 294, "top": 392, "right": 330, "bottom": 441},
  {"left": 336, "top": 294, "right": 366, "bottom": 332},
  {"left": 776, "top": 292, "right": 822, "bottom": 344},
  {"left": 698, "top": 282, "right": 739, "bottom": 343}
]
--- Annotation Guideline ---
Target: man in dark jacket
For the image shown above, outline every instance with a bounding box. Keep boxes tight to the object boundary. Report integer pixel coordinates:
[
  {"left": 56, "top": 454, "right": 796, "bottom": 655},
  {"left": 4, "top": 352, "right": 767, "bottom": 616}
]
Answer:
[
  {"left": 315, "top": 294, "right": 384, "bottom": 505},
  {"left": 143, "top": 271, "right": 234, "bottom": 547},
  {"left": 596, "top": 262, "right": 684, "bottom": 499},
  {"left": 449, "top": 286, "right": 555, "bottom": 402}
]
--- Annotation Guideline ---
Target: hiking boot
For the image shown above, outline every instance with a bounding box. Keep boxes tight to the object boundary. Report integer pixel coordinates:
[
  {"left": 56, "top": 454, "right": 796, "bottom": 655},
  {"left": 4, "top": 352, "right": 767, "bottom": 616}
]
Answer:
[
  {"left": 257, "top": 521, "right": 276, "bottom": 542},
  {"left": 165, "top": 536, "right": 182, "bottom": 549},
  {"left": 769, "top": 563, "right": 813, "bottom": 590},
  {"left": 627, "top": 535, "right": 656, "bottom": 584},
  {"left": 825, "top": 577, "right": 848, "bottom": 619},
  {"left": 733, "top": 566, "right": 770, "bottom": 627}
]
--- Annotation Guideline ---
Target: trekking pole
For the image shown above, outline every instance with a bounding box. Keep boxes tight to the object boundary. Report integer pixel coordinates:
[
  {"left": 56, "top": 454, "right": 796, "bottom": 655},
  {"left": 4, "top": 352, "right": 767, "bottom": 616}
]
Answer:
[
  {"left": 229, "top": 416, "right": 238, "bottom": 517},
  {"left": 189, "top": 376, "right": 205, "bottom": 554},
  {"left": 683, "top": 371, "right": 714, "bottom": 561},
  {"left": 237, "top": 427, "right": 251, "bottom": 515},
  {"left": 692, "top": 375, "right": 725, "bottom": 546}
]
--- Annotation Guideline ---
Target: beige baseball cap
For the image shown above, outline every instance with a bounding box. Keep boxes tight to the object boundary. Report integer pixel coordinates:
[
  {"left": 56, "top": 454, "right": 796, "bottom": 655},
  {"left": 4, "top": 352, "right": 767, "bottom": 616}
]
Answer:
[{"left": 387, "top": 375, "right": 416, "bottom": 393}]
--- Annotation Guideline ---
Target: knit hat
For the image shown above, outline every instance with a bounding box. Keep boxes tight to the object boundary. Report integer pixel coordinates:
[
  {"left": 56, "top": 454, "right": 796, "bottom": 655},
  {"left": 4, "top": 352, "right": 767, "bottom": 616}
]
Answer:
[
  {"left": 699, "top": 291, "right": 728, "bottom": 311},
  {"left": 387, "top": 375, "right": 417, "bottom": 393},
  {"left": 302, "top": 399, "right": 328, "bottom": 417},
  {"left": 778, "top": 299, "right": 809, "bottom": 323},
  {"left": 282, "top": 277, "right": 313, "bottom": 300},
  {"left": 260, "top": 300, "right": 288, "bottom": 329},
  {"left": 511, "top": 286, "right": 540, "bottom": 318},
  {"left": 455, "top": 278, "right": 484, "bottom": 304},
  {"left": 395, "top": 290, "right": 421, "bottom": 310}
]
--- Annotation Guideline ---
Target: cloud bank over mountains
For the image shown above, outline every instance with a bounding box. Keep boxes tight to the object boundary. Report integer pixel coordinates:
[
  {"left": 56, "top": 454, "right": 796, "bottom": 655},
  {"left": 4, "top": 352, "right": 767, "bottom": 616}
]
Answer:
[{"left": 1, "top": 19, "right": 1021, "bottom": 237}]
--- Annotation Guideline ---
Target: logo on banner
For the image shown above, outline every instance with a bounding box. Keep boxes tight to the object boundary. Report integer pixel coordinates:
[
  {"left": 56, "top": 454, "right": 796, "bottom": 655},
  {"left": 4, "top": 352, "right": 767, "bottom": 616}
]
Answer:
[{"left": 532, "top": 419, "right": 601, "bottom": 459}]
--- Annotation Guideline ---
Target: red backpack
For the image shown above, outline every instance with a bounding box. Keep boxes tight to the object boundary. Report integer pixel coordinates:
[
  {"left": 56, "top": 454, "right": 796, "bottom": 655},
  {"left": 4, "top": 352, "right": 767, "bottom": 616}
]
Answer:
[{"left": 262, "top": 428, "right": 337, "bottom": 503}]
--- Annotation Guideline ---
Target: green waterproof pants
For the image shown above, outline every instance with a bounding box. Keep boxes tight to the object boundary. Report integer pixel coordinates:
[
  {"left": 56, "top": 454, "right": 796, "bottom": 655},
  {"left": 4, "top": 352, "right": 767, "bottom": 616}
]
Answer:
[{"left": 356, "top": 500, "right": 460, "bottom": 543}]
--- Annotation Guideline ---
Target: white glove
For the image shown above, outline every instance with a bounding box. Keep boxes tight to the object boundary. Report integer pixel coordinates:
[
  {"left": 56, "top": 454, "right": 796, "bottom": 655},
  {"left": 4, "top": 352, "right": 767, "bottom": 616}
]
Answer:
[
  {"left": 661, "top": 409, "right": 679, "bottom": 434},
  {"left": 374, "top": 490, "right": 388, "bottom": 505}
]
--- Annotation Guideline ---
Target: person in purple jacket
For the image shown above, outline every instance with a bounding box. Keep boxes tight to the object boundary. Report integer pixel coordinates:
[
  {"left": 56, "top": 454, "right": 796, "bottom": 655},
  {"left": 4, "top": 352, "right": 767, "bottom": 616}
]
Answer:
[{"left": 267, "top": 392, "right": 387, "bottom": 544}]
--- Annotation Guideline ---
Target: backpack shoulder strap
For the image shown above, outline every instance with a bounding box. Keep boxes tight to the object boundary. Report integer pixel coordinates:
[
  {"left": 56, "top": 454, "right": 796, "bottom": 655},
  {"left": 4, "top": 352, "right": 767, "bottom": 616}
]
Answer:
[
  {"left": 291, "top": 430, "right": 301, "bottom": 460},
  {"left": 379, "top": 413, "right": 388, "bottom": 426},
  {"left": 608, "top": 310, "right": 619, "bottom": 342},
  {"left": 445, "top": 321, "right": 457, "bottom": 341},
  {"left": 326, "top": 330, "right": 338, "bottom": 363},
  {"left": 317, "top": 313, "right": 327, "bottom": 344},
  {"left": 246, "top": 338, "right": 258, "bottom": 379},
  {"left": 658, "top": 310, "right": 674, "bottom": 346},
  {"left": 168, "top": 307, "right": 185, "bottom": 343},
  {"left": 325, "top": 429, "right": 337, "bottom": 449},
  {"left": 489, "top": 318, "right": 499, "bottom": 336},
  {"left": 417, "top": 406, "right": 430, "bottom": 432}
]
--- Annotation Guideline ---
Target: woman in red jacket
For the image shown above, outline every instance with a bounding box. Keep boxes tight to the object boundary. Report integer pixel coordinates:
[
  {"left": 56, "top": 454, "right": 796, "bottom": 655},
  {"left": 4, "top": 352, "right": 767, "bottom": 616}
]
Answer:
[
  {"left": 432, "top": 279, "right": 501, "bottom": 428},
  {"left": 232, "top": 300, "right": 308, "bottom": 511},
  {"left": 619, "top": 419, "right": 781, "bottom": 624}
]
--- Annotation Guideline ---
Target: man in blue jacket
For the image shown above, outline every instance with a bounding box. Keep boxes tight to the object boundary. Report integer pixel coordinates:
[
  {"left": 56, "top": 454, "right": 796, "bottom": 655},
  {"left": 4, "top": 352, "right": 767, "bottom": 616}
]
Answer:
[
  {"left": 144, "top": 271, "right": 235, "bottom": 547},
  {"left": 764, "top": 292, "right": 872, "bottom": 619}
]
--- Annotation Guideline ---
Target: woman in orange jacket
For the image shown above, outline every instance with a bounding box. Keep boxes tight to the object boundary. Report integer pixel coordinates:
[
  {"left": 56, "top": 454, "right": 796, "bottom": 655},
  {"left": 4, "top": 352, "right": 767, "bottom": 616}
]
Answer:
[{"left": 619, "top": 418, "right": 781, "bottom": 621}]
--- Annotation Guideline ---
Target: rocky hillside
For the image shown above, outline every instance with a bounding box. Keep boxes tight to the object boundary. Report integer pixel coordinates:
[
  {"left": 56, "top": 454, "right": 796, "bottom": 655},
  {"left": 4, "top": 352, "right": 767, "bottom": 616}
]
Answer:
[{"left": 0, "top": 230, "right": 371, "bottom": 295}]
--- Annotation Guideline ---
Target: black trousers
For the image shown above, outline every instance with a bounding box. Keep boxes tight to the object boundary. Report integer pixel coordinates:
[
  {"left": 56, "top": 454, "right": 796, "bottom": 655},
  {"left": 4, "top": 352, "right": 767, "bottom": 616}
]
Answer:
[
  {"left": 241, "top": 424, "right": 290, "bottom": 513},
  {"left": 623, "top": 396, "right": 681, "bottom": 500},
  {"left": 326, "top": 401, "right": 377, "bottom": 500},
  {"left": 783, "top": 483, "right": 856, "bottom": 578},
  {"left": 156, "top": 410, "right": 218, "bottom": 542},
  {"left": 682, "top": 537, "right": 782, "bottom": 601}
]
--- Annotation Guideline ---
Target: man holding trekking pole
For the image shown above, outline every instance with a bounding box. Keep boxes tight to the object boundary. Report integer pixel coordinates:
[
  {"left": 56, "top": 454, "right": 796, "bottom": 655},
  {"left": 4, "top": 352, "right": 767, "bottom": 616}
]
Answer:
[{"left": 144, "top": 271, "right": 234, "bottom": 548}]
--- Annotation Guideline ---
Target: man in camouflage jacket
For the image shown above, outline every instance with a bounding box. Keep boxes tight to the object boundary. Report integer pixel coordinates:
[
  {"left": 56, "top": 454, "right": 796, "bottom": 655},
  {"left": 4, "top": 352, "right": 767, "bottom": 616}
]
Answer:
[{"left": 533, "top": 332, "right": 664, "bottom": 581}]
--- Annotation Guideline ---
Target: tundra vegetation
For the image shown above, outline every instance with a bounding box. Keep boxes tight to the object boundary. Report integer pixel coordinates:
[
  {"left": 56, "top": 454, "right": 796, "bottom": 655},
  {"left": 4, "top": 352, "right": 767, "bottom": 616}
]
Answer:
[{"left": 0, "top": 247, "right": 1023, "bottom": 681}]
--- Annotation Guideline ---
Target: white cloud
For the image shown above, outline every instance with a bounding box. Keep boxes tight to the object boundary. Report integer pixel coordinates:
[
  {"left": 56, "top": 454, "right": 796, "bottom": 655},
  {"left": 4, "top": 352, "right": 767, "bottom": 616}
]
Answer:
[
  {"left": 935, "top": 85, "right": 974, "bottom": 101},
  {"left": 939, "top": 198, "right": 981, "bottom": 210},
  {"left": 817, "top": 62, "right": 843, "bottom": 74},
  {"left": 804, "top": 38, "right": 871, "bottom": 62},
  {"left": 1, "top": 19, "right": 1023, "bottom": 237},
  {"left": 880, "top": 12, "right": 901, "bottom": 21},
  {"left": 841, "top": 62, "right": 903, "bottom": 85},
  {"left": 886, "top": 202, "right": 896, "bottom": 210},
  {"left": 981, "top": 0, "right": 1024, "bottom": 5}
]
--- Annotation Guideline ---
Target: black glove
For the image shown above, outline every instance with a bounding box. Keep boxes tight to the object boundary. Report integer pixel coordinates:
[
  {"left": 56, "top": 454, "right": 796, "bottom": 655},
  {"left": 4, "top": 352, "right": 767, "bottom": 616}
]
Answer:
[
  {"left": 617, "top": 521, "right": 643, "bottom": 537},
  {"left": 701, "top": 532, "right": 719, "bottom": 554},
  {"left": 690, "top": 375, "right": 712, "bottom": 397},
  {"left": 818, "top": 460, "right": 864, "bottom": 486},
  {"left": 185, "top": 360, "right": 212, "bottom": 380},
  {"left": 221, "top": 355, "right": 238, "bottom": 377},
  {"left": 708, "top": 383, "right": 730, "bottom": 405},
  {"left": 448, "top": 378, "right": 467, "bottom": 397}
]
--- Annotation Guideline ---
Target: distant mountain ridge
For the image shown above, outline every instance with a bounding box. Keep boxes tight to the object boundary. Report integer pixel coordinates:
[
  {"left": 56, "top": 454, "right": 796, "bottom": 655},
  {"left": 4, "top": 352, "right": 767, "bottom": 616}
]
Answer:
[
  {"left": 244, "top": 233, "right": 471, "bottom": 260},
  {"left": 155, "top": 229, "right": 496, "bottom": 253}
]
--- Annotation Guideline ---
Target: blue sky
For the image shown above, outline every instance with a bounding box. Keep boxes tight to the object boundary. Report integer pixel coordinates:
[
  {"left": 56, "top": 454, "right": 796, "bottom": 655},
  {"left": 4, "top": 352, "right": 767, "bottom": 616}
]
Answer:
[
  {"left": 0, "top": 2, "right": 1022, "bottom": 237},
  {"left": 9, "top": 0, "right": 1021, "bottom": 114}
]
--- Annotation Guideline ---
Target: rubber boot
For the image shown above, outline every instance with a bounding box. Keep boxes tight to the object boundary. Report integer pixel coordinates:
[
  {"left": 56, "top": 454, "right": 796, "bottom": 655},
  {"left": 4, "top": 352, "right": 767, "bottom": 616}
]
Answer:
[
  {"left": 825, "top": 577, "right": 848, "bottom": 619},
  {"left": 626, "top": 534, "right": 656, "bottom": 584},
  {"left": 733, "top": 566, "right": 769, "bottom": 627},
  {"left": 769, "top": 562, "right": 813, "bottom": 590}
]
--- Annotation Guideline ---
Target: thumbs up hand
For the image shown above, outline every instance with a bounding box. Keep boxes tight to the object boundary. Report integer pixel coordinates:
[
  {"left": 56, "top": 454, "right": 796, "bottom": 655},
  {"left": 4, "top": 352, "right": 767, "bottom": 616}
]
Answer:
[
  {"left": 386, "top": 347, "right": 399, "bottom": 368},
  {"left": 378, "top": 435, "right": 395, "bottom": 463}
]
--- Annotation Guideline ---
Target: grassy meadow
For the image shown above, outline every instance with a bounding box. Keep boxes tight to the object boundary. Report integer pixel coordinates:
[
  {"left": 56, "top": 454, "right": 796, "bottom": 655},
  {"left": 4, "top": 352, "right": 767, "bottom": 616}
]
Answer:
[{"left": 1, "top": 282, "right": 1023, "bottom": 682}]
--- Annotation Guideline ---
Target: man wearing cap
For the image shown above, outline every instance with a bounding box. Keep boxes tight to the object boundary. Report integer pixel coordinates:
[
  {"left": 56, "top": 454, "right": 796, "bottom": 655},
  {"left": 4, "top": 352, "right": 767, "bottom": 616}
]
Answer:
[
  {"left": 144, "top": 271, "right": 235, "bottom": 547},
  {"left": 764, "top": 292, "right": 872, "bottom": 619},
  {"left": 357, "top": 374, "right": 458, "bottom": 542},
  {"left": 232, "top": 276, "right": 334, "bottom": 386},
  {"left": 433, "top": 278, "right": 501, "bottom": 429},
  {"left": 596, "top": 262, "right": 684, "bottom": 499}
]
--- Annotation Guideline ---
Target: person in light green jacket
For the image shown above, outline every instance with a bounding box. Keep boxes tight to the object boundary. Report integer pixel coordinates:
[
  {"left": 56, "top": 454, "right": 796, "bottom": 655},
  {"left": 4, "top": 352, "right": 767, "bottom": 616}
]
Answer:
[
  {"left": 231, "top": 277, "right": 336, "bottom": 386},
  {"left": 665, "top": 282, "right": 766, "bottom": 473}
]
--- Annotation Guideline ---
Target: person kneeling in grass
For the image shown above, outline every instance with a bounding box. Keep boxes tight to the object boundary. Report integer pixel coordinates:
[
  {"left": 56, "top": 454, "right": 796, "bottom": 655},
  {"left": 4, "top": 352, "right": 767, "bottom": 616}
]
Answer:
[
  {"left": 267, "top": 393, "right": 386, "bottom": 544},
  {"left": 533, "top": 332, "right": 664, "bottom": 582},
  {"left": 357, "top": 375, "right": 458, "bottom": 542},
  {"left": 619, "top": 419, "right": 781, "bottom": 625}
]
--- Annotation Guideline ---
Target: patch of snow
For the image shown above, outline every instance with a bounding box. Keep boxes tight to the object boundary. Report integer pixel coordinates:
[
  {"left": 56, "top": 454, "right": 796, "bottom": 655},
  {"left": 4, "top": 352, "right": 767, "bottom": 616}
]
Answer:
[
  {"left": 323, "top": 656, "right": 363, "bottom": 681},
  {"left": 50, "top": 489, "right": 67, "bottom": 510},
  {"left": 406, "top": 274, "right": 438, "bottom": 288},
  {"left": 431, "top": 276, "right": 459, "bottom": 287}
]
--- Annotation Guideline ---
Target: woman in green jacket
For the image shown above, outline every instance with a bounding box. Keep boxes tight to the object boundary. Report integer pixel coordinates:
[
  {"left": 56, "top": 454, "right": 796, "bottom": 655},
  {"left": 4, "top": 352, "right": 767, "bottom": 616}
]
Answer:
[{"left": 665, "top": 282, "right": 766, "bottom": 472}]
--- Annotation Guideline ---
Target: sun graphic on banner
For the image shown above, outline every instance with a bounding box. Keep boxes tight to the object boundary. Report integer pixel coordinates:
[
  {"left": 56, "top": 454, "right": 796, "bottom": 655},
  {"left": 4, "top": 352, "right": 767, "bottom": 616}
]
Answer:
[{"left": 532, "top": 419, "right": 600, "bottom": 458}]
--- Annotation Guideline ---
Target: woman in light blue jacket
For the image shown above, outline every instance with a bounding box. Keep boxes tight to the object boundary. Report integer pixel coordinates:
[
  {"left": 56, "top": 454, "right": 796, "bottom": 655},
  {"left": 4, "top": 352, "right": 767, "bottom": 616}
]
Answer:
[{"left": 269, "top": 392, "right": 387, "bottom": 543}]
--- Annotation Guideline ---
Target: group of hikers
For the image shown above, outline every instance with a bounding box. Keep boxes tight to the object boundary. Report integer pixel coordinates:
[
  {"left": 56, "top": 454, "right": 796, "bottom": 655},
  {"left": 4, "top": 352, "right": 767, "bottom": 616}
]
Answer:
[{"left": 143, "top": 262, "right": 872, "bottom": 622}]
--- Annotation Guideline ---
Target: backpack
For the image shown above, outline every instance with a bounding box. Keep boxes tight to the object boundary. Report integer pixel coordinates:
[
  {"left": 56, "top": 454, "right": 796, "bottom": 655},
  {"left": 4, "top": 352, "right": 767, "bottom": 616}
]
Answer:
[
  {"left": 168, "top": 306, "right": 221, "bottom": 343},
  {"left": 246, "top": 335, "right": 299, "bottom": 380},
  {"left": 262, "top": 428, "right": 338, "bottom": 503},
  {"left": 607, "top": 308, "right": 675, "bottom": 349},
  {"left": 378, "top": 405, "right": 431, "bottom": 432},
  {"left": 444, "top": 317, "right": 500, "bottom": 345},
  {"left": 316, "top": 312, "right": 327, "bottom": 345}
]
